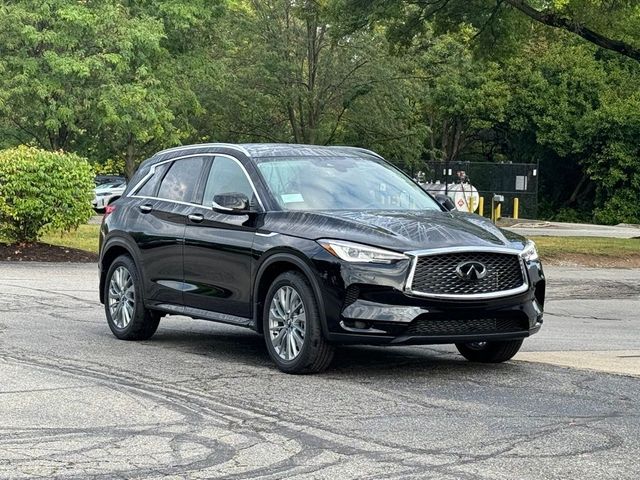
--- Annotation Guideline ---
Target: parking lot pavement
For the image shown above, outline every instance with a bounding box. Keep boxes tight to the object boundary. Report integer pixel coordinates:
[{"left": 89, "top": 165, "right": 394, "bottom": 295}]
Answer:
[{"left": 0, "top": 263, "right": 639, "bottom": 479}]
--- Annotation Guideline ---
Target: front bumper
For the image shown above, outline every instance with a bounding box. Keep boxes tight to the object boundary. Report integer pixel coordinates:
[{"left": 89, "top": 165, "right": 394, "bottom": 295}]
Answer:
[
  {"left": 313, "top": 250, "right": 545, "bottom": 345},
  {"left": 93, "top": 196, "right": 108, "bottom": 209},
  {"left": 326, "top": 292, "right": 543, "bottom": 345}
]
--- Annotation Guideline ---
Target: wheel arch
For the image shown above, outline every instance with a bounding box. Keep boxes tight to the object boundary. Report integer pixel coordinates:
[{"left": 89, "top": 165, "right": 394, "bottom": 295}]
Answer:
[
  {"left": 99, "top": 236, "right": 143, "bottom": 304},
  {"left": 253, "top": 252, "right": 328, "bottom": 336}
]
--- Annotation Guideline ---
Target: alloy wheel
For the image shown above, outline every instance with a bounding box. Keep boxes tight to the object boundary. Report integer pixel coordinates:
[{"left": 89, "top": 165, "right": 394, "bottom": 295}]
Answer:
[
  {"left": 268, "top": 286, "right": 306, "bottom": 360},
  {"left": 108, "top": 266, "right": 135, "bottom": 329}
]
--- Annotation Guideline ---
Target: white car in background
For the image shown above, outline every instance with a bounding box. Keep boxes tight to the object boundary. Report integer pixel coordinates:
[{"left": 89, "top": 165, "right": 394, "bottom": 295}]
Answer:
[{"left": 93, "top": 177, "right": 126, "bottom": 213}]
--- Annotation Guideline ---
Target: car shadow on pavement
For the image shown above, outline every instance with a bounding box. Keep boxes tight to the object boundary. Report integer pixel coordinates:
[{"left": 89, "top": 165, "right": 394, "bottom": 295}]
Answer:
[{"left": 145, "top": 324, "right": 527, "bottom": 377}]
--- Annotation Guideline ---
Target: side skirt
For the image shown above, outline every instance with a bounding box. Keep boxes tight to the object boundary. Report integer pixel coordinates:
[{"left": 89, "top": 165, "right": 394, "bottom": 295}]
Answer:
[{"left": 153, "top": 303, "right": 256, "bottom": 330}]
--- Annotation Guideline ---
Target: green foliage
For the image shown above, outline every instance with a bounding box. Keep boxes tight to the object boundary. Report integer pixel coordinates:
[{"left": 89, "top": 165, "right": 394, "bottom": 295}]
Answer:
[
  {"left": 0, "top": 146, "right": 94, "bottom": 242},
  {"left": 594, "top": 189, "right": 640, "bottom": 225},
  {"left": 0, "top": 0, "right": 222, "bottom": 177},
  {"left": 550, "top": 207, "right": 591, "bottom": 224},
  {"left": 1, "top": 0, "right": 640, "bottom": 224},
  {"left": 194, "top": 0, "right": 429, "bottom": 169},
  {"left": 94, "top": 158, "right": 126, "bottom": 176}
]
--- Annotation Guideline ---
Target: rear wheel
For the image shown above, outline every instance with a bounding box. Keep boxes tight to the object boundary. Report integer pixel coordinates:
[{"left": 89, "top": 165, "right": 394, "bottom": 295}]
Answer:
[
  {"left": 104, "top": 255, "right": 160, "bottom": 340},
  {"left": 455, "top": 340, "right": 523, "bottom": 363},
  {"left": 263, "top": 271, "right": 334, "bottom": 374}
]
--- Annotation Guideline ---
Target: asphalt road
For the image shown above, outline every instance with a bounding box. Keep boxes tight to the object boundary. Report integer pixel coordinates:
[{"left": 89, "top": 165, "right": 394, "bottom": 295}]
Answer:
[{"left": 0, "top": 262, "right": 639, "bottom": 479}]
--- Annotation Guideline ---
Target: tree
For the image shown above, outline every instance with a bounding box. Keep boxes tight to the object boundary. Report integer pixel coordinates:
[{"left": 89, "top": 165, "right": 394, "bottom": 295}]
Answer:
[
  {"left": 345, "top": 0, "right": 640, "bottom": 62},
  {"left": 503, "top": 0, "right": 640, "bottom": 62},
  {"left": 195, "top": 0, "right": 429, "bottom": 168},
  {"left": 0, "top": 0, "right": 222, "bottom": 177}
]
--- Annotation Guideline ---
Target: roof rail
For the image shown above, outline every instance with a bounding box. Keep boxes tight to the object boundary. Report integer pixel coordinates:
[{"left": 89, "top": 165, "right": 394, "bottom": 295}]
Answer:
[{"left": 155, "top": 143, "right": 251, "bottom": 157}]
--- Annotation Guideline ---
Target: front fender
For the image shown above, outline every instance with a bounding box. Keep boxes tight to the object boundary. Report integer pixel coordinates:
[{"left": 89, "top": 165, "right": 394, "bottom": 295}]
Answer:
[{"left": 253, "top": 247, "right": 329, "bottom": 337}]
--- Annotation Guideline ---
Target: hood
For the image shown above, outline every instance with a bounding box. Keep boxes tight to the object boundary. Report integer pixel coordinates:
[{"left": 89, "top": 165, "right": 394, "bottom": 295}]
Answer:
[{"left": 261, "top": 210, "right": 527, "bottom": 252}]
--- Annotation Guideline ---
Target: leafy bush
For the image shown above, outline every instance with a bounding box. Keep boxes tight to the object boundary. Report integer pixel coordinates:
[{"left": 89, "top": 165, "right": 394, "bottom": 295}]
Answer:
[
  {"left": 0, "top": 146, "right": 95, "bottom": 243},
  {"left": 551, "top": 207, "right": 592, "bottom": 224},
  {"left": 594, "top": 189, "right": 640, "bottom": 225}
]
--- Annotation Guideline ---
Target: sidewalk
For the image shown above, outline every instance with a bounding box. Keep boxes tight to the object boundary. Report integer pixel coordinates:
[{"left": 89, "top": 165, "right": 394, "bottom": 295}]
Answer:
[{"left": 500, "top": 218, "right": 640, "bottom": 239}]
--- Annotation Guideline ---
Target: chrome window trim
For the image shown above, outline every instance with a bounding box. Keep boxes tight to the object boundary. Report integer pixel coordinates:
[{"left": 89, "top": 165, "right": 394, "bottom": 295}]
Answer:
[
  {"left": 129, "top": 157, "right": 175, "bottom": 196},
  {"left": 130, "top": 195, "right": 202, "bottom": 209},
  {"left": 129, "top": 153, "right": 265, "bottom": 211},
  {"left": 403, "top": 246, "right": 530, "bottom": 300}
]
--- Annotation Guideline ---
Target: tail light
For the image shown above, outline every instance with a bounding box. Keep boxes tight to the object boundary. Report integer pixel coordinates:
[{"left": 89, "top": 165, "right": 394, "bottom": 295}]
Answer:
[{"left": 103, "top": 204, "right": 116, "bottom": 221}]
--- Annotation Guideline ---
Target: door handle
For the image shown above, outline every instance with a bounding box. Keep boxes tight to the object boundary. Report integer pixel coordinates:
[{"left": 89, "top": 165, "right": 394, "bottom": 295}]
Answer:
[
  {"left": 188, "top": 213, "right": 204, "bottom": 223},
  {"left": 139, "top": 204, "right": 153, "bottom": 213}
]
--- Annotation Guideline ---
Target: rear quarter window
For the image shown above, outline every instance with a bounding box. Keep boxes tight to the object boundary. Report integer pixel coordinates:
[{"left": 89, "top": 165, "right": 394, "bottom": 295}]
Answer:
[{"left": 136, "top": 163, "right": 169, "bottom": 197}]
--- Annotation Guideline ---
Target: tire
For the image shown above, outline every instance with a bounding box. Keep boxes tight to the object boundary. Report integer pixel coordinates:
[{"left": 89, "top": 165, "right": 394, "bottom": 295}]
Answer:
[
  {"left": 455, "top": 339, "right": 523, "bottom": 363},
  {"left": 263, "top": 271, "right": 334, "bottom": 374},
  {"left": 104, "top": 254, "right": 160, "bottom": 341}
]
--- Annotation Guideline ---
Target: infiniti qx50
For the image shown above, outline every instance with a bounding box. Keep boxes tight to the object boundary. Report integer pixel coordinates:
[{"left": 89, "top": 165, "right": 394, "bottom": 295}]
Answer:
[{"left": 99, "top": 143, "right": 544, "bottom": 373}]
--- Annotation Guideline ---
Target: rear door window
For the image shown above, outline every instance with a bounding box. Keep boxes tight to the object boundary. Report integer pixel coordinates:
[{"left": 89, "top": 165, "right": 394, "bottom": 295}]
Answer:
[{"left": 157, "top": 157, "right": 206, "bottom": 203}]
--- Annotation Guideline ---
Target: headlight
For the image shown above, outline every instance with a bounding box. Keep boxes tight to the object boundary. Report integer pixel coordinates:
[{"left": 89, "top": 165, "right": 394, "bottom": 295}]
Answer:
[
  {"left": 318, "top": 239, "right": 408, "bottom": 264},
  {"left": 96, "top": 192, "right": 111, "bottom": 197},
  {"left": 520, "top": 240, "right": 539, "bottom": 262}
]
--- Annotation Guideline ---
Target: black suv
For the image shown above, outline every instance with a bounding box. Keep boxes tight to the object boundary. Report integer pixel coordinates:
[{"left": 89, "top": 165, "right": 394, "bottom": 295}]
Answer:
[{"left": 99, "top": 143, "right": 545, "bottom": 373}]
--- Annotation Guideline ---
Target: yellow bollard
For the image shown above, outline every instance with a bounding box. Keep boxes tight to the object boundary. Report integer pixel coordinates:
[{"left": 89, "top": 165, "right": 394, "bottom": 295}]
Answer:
[
  {"left": 478, "top": 197, "right": 484, "bottom": 217},
  {"left": 468, "top": 196, "right": 475, "bottom": 213},
  {"left": 513, "top": 197, "right": 519, "bottom": 220},
  {"left": 495, "top": 203, "right": 501, "bottom": 221}
]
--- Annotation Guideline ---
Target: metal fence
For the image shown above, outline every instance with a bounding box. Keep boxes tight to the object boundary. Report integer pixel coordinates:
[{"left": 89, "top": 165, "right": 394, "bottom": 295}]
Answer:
[{"left": 419, "top": 161, "right": 539, "bottom": 218}]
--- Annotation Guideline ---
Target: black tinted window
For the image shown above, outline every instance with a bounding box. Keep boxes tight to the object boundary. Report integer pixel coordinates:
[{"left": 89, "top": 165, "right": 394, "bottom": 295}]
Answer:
[
  {"left": 203, "top": 156, "right": 254, "bottom": 206},
  {"left": 137, "top": 163, "right": 169, "bottom": 197},
  {"left": 157, "top": 157, "right": 205, "bottom": 203}
]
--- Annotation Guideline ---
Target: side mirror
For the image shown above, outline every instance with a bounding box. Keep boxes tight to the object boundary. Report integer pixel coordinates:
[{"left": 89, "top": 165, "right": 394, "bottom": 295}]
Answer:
[
  {"left": 434, "top": 193, "right": 456, "bottom": 212},
  {"left": 212, "top": 192, "right": 252, "bottom": 215}
]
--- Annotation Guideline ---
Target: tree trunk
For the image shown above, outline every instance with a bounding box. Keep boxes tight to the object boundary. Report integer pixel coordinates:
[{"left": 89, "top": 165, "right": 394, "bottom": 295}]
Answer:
[
  {"left": 125, "top": 134, "right": 136, "bottom": 179},
  {"left": 428, "top": 112, "right": 436, "bottom": 161}
]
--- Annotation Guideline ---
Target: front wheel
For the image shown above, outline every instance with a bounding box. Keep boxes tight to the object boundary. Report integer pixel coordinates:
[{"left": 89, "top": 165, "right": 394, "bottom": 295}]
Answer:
[
  {"left": 263, "top": 271, "right": 334, "bottom": 374},
  {"left": 104, "top": 255, "right": 160, "bottom": 340},
  {"left": 455, "top": 339, "right": 523, "bottom": 363}
]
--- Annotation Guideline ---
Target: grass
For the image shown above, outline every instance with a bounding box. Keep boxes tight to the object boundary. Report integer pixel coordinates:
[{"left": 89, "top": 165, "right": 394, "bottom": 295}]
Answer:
[
  {"left": 0, "top": 224, "right": 101, "bottom": 253},
  {"left": 41, "top": 224, "right": 101, "bottom": 253},
  {"left": 531, "top": 236, "right": 640, "bottom": 258}
]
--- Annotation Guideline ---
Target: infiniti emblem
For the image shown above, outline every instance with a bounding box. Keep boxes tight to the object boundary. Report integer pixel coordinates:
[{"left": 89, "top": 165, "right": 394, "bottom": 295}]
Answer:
[{"left": 456, "top": 261, "right": 488, "bottom": 282}]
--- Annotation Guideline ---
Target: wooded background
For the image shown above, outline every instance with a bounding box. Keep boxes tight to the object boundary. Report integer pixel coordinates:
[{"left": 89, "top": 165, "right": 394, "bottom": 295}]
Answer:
[{"left": 1, "top": 0, "right": 639, "bottom": 223}]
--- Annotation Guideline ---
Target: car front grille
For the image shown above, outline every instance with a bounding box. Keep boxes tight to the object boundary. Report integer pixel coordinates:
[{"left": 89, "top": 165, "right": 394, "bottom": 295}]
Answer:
[
  {"left": 406, "top": 316, "right": 528, "bottom": 336},
  {"left": 408, "top": 251, "right": 526, "bottom": 298}
]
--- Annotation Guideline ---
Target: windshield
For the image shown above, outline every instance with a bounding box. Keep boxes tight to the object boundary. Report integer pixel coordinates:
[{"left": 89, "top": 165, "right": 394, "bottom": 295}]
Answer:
[{"left": 255, "top": 156, "right": 440, "bottom": 211}]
